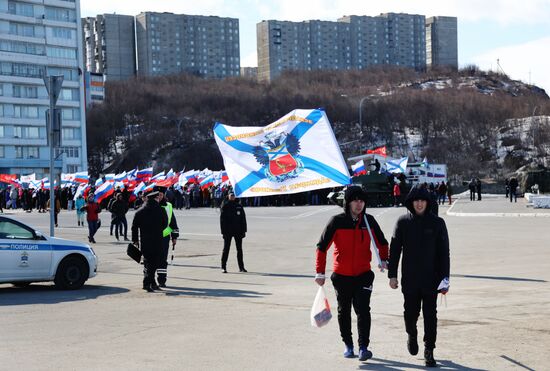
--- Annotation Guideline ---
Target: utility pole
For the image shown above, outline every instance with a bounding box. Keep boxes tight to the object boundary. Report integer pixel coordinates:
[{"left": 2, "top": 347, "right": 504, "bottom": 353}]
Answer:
[{"left": 43, "top": 75, "right": 64, "bottom": 237}]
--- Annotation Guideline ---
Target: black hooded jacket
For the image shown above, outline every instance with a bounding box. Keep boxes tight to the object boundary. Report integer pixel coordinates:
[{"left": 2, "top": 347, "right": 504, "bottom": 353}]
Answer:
[{"left": 388, "top": 186, "right": 450, "bottom": 293}]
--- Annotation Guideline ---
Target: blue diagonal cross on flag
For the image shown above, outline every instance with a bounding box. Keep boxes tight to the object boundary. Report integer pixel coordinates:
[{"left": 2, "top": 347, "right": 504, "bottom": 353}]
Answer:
[
  {"left": 214, "top": 109, "right": 351, "bottom": 197},
  {"left": 386, "top": 157, "right": 409, "bottom": 174}
]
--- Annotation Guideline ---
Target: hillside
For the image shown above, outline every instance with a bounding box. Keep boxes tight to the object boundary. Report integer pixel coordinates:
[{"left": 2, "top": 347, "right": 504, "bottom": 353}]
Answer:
[{"left": 86, "top": 66, "right": 550, "bottom": 180}]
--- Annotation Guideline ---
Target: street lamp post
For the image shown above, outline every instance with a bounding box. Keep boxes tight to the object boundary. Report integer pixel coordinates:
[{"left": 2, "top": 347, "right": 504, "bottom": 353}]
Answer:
[{"left": 358, "top": 96, "right": 370, "bottom": 150}]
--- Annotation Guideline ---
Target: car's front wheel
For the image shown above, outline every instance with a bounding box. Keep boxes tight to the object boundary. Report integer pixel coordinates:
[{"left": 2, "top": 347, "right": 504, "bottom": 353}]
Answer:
[{"left": 54, "top": 256, "right": 88, "bottom": 290}]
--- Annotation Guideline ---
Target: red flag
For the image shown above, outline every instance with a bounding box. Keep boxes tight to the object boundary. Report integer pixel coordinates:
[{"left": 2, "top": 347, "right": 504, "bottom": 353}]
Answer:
[
  {"left": 0, "top": 174, "right": 17, "bottom": 185},
  {"left": 365, "top": 146, "right": 387, "bottom": 157}
]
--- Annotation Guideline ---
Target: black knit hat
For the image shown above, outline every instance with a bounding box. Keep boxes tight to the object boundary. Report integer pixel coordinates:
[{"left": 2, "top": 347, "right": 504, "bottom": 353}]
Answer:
[{"left": 344, "top": 186, "right": 366, "bottom": 203}]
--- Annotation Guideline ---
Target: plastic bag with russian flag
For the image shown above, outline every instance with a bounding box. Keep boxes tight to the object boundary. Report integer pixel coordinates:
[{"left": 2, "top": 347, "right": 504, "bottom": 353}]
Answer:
[{"left": 310, "top": 286, "right": 332, "bottom": 328}]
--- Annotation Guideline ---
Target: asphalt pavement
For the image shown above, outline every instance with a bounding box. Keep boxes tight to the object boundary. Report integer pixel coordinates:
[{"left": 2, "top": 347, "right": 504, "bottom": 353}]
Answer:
[{"left": 0, "top": 195, "right": 549, "bottom": 370}]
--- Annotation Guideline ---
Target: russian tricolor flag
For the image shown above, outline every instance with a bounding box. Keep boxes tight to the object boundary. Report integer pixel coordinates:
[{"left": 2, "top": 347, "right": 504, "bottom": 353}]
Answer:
[
  {"left": 200, "top": 174, "right": 214, "bottom": 190},
  {"left": 73, "top": 171, "right": 89, "bottom": 184},
  {"left": 94, "top": 181, "right": 115, "bottom": 203},
  {"left": 351, "top": 160, "right": 366, "bottom": 176},
  {"left": 133, "top": 181, "right": 146, "bottom": 196},
  {"left": 136, "top": 167, "right": 153, "bottom": 182}
]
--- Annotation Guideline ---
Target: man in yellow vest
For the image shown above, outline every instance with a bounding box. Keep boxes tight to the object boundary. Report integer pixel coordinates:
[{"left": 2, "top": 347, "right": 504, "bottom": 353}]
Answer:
[{"left": 156, "top": 187, "right": 180, "bottom": 287}]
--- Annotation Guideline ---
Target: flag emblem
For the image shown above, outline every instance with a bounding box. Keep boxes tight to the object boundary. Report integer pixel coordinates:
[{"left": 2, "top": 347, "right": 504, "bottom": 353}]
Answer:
[{"left": 253, "top": 132, "right": 303, "bottom": 181}]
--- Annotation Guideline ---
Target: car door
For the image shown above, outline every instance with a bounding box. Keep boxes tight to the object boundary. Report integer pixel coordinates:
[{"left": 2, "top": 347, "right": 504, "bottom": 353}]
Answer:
[{"left": 0, "top": 218, "right": 52, "bottom": 280}]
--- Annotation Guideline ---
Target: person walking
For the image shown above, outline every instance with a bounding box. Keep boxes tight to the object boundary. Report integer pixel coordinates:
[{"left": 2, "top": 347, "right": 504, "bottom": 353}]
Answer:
[
  {"left": 476, "top": 178, "right": 482, "bottom": 201},
  {"left": 110, "top": 192, "right": 129, "bottom": 241},
  {"left": 315, "top": 186, "right": 389, "bottom": 361},
  {"left": 393, "top": 182, "right": 401, "bottom": 207},
  {"left": 468, "top": 179, "right": 476, "bottom": 201},
  {"left": 446, "top": 181, "right": 453, "bottom": 205},
  {"left": 81, "top": 194, "right": 101, "bottom": 243},
  {"left": 437, "top": 182, "right": 447, "bottom": 205},
  {"left": 75, "top": 194, "right": 86, "bottom": 226},
  {"left": 388, "top": 185, "right": 450, "bottom": 367},
  {"left": 47, "top": 192, "right": 61, "bottom": 227},
  {"left": 509, "top": 177, "right": 519, "bottom": 203},
  {"left": 131, "top": 190, "right": 167, "bottom": 292},
  {"left": 220, "top": 192, "right": 247, "bottom": 273},
  {"left": 157, "top": 188, "right": 179, "bottom": 288}
]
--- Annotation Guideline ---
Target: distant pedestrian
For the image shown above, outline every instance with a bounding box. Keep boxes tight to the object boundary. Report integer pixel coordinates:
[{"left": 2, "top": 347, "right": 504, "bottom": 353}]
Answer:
[
  {"left": 437, "top": 182, "right": 447, "bottom": 205},
  {"left": 476, "top": 178, "right": 482, "bottom": 201},
  {"left": 468, "top": 179, "right": 476, "bottom": 201},
  {"left": 220, "top": 192, "right": 247, "bottom": 273},
  {"left": 505, "top": 178, "right": 510, "bottom": 198},
  {"left": 446, "top": 182, "right": 453, "bottom": 205},
  {"left": 393, "top": 182, "right": 401, "bottom": 207},
  {"left": 509, "top": 177, "right": 519, "bottom": 203},
  {"left": 81, "top": 194, "right": 101, "bottom": 243},
  {"left": 75, "top": 194, "right": 86, "bottom": 226}
]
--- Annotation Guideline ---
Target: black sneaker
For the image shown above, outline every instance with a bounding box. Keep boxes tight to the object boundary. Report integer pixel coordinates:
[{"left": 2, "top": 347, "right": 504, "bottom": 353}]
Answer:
[
  {"left": 424, "top": 348, "right": 436, "bottom": 367},
  {"left": 239, "top": 268, "right": 247, "bottom": 272},
  {"left": 222, "top": 269, "right": 227, "bottom": 273},
  {"left": 407, "top": 335, "right": 419, "bottom": 355},
  {"left": 159, "top": 283, "right": 167, "bottom": 288},
  {"left": 151, "top": 284, "right": 161, "bottom": 290},
  {"left": 358, "top": 346, "right": 372, "bottom": 361},
  {"left": 143, "top": 285, "right": 154, "bottom": 293}
]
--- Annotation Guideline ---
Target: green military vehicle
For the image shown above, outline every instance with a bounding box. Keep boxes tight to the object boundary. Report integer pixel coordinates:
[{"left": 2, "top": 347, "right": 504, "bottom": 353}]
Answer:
[{"left": 328, "top": 172, "right": 402, "bottom": 208}]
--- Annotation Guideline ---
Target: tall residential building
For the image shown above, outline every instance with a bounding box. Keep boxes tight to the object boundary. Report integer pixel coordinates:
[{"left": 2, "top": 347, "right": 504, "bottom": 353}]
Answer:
[
  {"left": 136, "top": 12, "right": 240, "bottom": 78},
  {"left": 82, "top": 14, "right": 136, "bottom": 80},
  {"left": 426, "top": 16, "right": 458, "bottom": 69},
  {"left": 259, "top": 13, "right": 447, "bottom": 81},
  {"left": 0, "top": 0, "right": 87, "bottom": 178},
  {"left": 257, "top": 20, "right": 351, "bottom": 82}
]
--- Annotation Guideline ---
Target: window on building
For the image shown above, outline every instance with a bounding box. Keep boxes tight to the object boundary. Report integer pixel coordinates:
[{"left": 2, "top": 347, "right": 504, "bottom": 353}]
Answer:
[
  {"left": 51, "top": 27, "right": 73, "bottom": 39},
  {"left": 55, "top": 146, "right": 79, "bottom": 158},
  {"left": 0, "top": 146, "right": 4, "bottom": 158},
  {"left": 8, "top": 1, "right": 34, "bottom": 17},
  {"left": 45, "top": 7, "right": 76, "bottom": 22},
  {"left": 62, "top": 128, "right": 79, "bottom": 140}
]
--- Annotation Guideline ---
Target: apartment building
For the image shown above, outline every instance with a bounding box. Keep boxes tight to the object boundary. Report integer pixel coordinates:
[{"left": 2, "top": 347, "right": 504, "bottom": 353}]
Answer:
[
  {"left": 0, "top": 0, "right": 87, "bottom": 178},
  {"left": 259, "top": 12, "right": 453, "bottom": 81},
  {"left": 82, "top": 13, "right": 136, "bottom": 80},
  {"left": 135, "top": 12, "right": 240, "bottom": 78},
  {"left": 426, "top": 16, "right": 458, "bottom": 69}
]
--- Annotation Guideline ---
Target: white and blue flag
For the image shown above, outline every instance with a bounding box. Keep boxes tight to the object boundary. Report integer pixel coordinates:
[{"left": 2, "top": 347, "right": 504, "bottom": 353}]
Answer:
[
  {"left": 386, "top": 157, "right": 409, "bottom": 174},
  {"left": 214, "top": 109, "right": 350, "bottom": 197}
]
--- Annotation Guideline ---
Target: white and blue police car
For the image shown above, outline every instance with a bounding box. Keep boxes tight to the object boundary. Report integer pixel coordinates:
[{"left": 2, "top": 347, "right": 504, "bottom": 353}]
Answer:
[{"left": 0, "top": 216, "right": 97, "bottom": 290}]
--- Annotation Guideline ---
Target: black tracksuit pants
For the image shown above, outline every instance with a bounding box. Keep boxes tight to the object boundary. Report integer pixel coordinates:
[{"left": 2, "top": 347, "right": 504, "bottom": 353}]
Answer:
[
  {"left": 221, "top": 235, "right": 245, "bottom": 270},
  {"left": 403, "top": 289, "right": 438, "bottom": 349},
  {"left": 331, "top": 270, "right": 375, "bottom": 348},
  {"left": 157, "top": 236, "right": 170, "bottom": 285},
  {"left": 142, "top": 251, "right": 160, "bottom": 287}
]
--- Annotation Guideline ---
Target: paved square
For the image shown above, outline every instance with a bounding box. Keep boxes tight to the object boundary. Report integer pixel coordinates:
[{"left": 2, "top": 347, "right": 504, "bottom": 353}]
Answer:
[{"left": 1, "top": 196, "right": 549, "bottom": 370}]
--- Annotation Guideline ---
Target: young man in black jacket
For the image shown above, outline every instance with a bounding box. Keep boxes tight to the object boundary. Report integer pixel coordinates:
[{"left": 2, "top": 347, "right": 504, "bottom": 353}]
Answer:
[
  {"left": 388, "top": 185, "right": 450, "bottom": 367},
  {"left": 220, "top": 192, "right": 247, "bottom": 273}
]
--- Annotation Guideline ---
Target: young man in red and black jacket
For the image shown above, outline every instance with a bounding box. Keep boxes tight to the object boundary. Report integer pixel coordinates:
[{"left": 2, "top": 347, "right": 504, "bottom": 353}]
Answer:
[{"left": 315, "top": 186, "right": 389, "bottom": 362}]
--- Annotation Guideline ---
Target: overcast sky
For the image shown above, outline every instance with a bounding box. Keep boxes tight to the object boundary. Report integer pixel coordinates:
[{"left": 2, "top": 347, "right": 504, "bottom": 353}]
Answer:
[{"left": 81, "top": 0, "right": 550, "bottom": 93}]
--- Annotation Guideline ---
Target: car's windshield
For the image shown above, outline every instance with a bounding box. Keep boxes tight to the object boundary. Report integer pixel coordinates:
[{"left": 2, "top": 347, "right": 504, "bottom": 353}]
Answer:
[{"left": 0, "top": 220, "right": 34, "bottom": 240}]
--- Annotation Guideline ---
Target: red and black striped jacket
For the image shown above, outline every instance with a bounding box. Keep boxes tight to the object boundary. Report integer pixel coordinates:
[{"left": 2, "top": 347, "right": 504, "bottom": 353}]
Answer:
[{"left": 316, "top": 212, "right": 389, "bottom": 276}]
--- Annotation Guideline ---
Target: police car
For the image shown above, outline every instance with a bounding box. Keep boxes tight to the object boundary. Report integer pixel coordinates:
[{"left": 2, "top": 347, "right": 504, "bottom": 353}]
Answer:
[{"left": 0, "top": 216, "right": 97, "bottom": 290}]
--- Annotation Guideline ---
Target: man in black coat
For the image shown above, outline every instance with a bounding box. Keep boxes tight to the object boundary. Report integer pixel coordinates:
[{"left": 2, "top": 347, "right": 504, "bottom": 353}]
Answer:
[
  {"left": 220, "top": 192, "right": 247, "bottom": 273},
  {"left": 388, "top": 185, "right": 450, "bottom": 367},
  {"left": 131, "top": 191, "right": 168, "bottom": 292}
]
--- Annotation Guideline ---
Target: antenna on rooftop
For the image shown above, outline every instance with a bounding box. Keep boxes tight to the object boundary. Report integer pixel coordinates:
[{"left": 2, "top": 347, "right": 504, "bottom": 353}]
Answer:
[{"left": 496, "top": 58, "right": 506, "bottom": 75}]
